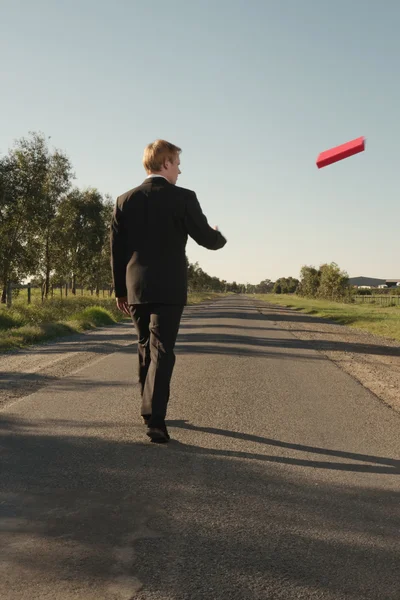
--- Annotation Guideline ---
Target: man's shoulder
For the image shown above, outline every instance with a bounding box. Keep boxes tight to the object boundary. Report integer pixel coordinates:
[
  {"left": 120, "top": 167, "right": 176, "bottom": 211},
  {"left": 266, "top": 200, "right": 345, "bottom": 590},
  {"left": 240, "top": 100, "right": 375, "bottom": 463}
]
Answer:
[
  {"left": 116, "top": 181, "right": 197, "bottom": 205},
  {"left": 172, "top": 184, "right": 197, "bottom": 199},
  {"left": 116, "top": 184, "right": 145, "bottom": 204}
]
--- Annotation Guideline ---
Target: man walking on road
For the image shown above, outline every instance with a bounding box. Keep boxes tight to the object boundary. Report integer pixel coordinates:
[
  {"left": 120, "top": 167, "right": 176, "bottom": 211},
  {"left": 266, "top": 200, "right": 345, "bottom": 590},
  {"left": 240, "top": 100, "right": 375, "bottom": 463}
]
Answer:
[{"left": 110, "top": 140, "right": 227, "bottom": 443}]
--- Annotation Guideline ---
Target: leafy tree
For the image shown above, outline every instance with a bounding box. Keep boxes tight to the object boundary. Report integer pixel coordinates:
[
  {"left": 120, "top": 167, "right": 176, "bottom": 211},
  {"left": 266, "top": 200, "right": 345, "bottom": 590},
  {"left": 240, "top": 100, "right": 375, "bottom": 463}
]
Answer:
[
  {"left": 37, "top": 139, "right": 74, "bottom": 298},
  {"left": 297, "top": 263, "right": 349, "bottom": 299},
  {"left": 54, "top": 188, "right": 106, "bottom": 293},
  {"left": 228, "top": 281, "right": 239, "bottom": 293},
  {"left": 273, "top": 277, "right": 299, "bottom": 294},
  {"left": 0, "top": 135, "right": 47, "bottom": 301},
  {"left": 286, "top": 277, "right": 299, "bottom": 293},
  {"left": 85, "top": 194, "right": 114, "bottom": 294},
  {"left": 256, "top": 279, "right": 273, "bottom": 293},
  {"left": 317, "top": 262, "right": 349, "bottom": 300},
  {"left": 0, "top": 131, "right": 74, "bottom": 301},
  {"left": 297, "top": 266, "right": 321, "bottom": 297}
]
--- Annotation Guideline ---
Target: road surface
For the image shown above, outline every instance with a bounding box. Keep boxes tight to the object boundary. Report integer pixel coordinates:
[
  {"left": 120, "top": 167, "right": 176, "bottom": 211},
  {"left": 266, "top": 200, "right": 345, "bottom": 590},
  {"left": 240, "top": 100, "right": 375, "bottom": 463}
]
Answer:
[{"left": 1, "top": 296, "right": 399, "bottom": 599}]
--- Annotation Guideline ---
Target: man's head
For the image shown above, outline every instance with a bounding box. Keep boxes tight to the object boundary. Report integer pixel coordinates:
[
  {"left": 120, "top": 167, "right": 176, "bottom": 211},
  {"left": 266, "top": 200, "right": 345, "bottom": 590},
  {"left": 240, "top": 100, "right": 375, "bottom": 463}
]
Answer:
[{"left": 143, "top": 139, "right": 182, "bottom": 185}]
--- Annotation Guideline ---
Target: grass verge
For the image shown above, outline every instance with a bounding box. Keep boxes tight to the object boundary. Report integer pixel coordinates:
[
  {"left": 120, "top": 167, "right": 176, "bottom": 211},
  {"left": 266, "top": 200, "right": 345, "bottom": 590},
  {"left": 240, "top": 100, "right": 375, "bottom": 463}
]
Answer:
[
  {"left": 0, "top": 292, "right": 228, "bottom": 353},
  {"left": 251, "top": 294, "right": 400, "bottom": 343}
]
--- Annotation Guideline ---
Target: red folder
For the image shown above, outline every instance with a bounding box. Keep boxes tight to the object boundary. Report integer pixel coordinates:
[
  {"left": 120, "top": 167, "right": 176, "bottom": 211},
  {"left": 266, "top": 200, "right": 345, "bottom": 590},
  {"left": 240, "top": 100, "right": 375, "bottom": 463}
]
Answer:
[{"left": 316, "top": 136, "right": 365, "bottom": 169}]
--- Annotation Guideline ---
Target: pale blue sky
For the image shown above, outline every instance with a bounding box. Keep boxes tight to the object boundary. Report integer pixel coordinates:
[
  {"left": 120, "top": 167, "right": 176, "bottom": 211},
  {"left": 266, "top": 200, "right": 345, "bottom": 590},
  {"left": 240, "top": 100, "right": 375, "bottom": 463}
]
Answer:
[{"left": 1, "top": 0, "right": 399, "bottom": 284}]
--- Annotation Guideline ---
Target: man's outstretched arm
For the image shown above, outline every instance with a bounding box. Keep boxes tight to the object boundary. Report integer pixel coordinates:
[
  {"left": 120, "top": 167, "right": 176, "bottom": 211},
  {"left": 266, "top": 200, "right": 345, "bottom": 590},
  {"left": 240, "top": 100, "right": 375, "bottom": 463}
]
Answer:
[{"left": 184, "top": 192, "right": 227, "bottom": 250}]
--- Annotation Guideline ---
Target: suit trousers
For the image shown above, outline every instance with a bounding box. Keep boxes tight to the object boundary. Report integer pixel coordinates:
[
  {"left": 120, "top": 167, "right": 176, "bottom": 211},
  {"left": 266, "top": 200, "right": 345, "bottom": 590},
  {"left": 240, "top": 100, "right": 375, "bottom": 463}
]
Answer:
[{"left": 129, "top": 303, "right": 184, "bottom": 427}]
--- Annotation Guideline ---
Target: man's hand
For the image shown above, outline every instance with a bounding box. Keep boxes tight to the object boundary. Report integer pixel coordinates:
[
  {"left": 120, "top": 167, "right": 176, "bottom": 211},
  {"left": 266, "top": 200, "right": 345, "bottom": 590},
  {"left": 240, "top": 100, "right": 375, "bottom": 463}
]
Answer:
[
  {"left": 116, "top": 296, "right": 131, "bottom": 316},
  {"left": 214, "top": 225, "right": 227, "bottom": 241}
]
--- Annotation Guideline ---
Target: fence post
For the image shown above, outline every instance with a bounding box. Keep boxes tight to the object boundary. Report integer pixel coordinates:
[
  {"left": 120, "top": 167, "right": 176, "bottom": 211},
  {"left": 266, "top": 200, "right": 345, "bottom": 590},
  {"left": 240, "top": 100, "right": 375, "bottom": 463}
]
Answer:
[
  {"left": 6, "top": 282, "right": 12, "bottom": 308},
  {"left": 27, "top": 283, "right": 31, "bottom": 305}
]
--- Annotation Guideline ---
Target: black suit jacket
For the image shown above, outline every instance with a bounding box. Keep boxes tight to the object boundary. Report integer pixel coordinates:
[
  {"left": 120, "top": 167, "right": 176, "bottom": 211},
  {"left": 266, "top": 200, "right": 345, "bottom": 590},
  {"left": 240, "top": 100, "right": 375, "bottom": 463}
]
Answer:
[{"left": 110, "top": 177, "right": 227, "bottom": 305}]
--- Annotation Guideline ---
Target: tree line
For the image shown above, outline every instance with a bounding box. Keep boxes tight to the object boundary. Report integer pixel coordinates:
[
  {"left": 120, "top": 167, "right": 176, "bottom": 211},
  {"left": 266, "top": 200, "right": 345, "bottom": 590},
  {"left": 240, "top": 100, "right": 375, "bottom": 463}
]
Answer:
[
  {"left": 272, "top": 263, "right": 355, "bottom": 300},
  {"left": 0, "top": 132, "right": 115, "bottom": 302},
  {"left": 246, "top": 264, "right": 356, "bottom": 300},
  {"left": 0, "top": 131, "right": 250, "bottom": 303}
]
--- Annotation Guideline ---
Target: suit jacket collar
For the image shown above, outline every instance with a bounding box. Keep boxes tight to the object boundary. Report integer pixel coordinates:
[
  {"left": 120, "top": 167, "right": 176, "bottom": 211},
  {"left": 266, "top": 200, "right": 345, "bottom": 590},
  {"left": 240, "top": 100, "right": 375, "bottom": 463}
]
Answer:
[{"left": 144, "top": 175, "right": 170, "bottom": 185}]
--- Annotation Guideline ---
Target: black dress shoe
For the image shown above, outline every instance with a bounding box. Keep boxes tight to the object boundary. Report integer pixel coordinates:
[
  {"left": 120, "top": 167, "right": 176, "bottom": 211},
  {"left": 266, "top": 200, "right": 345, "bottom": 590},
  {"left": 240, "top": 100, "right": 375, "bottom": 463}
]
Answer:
[{"left": 146, "top": 424, "right": 170, "bottom": 443}]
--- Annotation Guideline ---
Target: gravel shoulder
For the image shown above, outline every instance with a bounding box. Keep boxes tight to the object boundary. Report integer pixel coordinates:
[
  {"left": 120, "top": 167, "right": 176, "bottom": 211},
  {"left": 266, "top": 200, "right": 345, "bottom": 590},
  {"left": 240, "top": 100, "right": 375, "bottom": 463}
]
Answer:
[
  {"left": 0, "top": 321, "right": 135, "bottom": 409},
  {"left": 254, "top": 299, "right": 400, "bottom": 415}
]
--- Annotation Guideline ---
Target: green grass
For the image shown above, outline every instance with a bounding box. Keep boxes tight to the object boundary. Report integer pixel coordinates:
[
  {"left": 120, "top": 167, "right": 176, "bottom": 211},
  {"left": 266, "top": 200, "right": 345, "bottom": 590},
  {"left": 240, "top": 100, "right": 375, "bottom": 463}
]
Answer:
[
  {"left": 251, "top": 293, "right": 400, "bottom": 342},
  {"left": 0, "top": 291, "right": 228, "bottom": 353},
  {"left": 0, "top": 298, "right": 124, "bottom": 352}
]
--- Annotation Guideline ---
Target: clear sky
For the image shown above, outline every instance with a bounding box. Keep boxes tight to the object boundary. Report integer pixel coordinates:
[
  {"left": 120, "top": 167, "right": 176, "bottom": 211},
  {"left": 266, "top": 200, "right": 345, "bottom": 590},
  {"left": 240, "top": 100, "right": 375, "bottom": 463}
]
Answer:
[{"left": 1, "top": 0, "right": 399, "bottom": 285}]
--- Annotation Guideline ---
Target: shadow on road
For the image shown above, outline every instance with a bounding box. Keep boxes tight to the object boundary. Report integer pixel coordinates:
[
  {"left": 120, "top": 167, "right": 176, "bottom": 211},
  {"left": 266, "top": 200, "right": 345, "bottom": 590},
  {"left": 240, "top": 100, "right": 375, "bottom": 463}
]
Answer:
[
  {"left": 179, "top": 299, "right": 400, "bottom": 359},
  {"left": 167, "top": 420, "right": 400, "bottom": 474},
  {"left": 0, "top": 414, "right": 399, "bottom": 598},
  {"left": 176, "top": 331, "right": 400, "bottom": 359}
]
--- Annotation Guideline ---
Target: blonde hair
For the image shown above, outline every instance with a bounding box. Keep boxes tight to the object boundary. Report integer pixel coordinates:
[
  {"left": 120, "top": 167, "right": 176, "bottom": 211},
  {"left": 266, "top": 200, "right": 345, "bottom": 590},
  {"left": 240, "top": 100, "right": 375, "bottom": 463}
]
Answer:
[{"left": 143, "top": 139, "right": 181, "bottom": 173}]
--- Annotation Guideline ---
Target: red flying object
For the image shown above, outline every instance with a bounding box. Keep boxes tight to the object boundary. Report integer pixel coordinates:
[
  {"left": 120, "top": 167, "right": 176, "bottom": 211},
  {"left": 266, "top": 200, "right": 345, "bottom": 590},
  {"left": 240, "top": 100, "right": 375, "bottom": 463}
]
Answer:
[{"left": 316, "top": 136, "right": 365, "bottom": 169}]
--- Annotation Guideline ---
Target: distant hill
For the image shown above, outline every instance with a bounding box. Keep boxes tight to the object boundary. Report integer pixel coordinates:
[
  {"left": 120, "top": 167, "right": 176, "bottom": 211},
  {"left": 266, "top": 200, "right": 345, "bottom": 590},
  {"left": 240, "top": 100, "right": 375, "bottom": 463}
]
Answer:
[{"left": 348, "top": 276, "right": 386, "bottom": 287}]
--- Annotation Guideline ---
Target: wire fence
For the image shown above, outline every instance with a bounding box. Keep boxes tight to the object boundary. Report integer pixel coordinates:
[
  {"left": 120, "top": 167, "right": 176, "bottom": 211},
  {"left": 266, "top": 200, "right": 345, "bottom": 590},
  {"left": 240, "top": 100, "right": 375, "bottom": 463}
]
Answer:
[
  {"left": 3, "top": 283, "right": 114, "bottom": 308},
  {"left": 353, "top": 294, "right": 400, "bottom": 306}
]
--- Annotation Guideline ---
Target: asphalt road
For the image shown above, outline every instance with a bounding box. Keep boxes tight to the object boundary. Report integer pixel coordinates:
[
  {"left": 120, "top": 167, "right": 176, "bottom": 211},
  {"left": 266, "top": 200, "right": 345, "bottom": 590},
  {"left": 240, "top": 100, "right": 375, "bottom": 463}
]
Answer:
[{"left": 1, "top": 295, "right": 399, "bottom": 600}]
